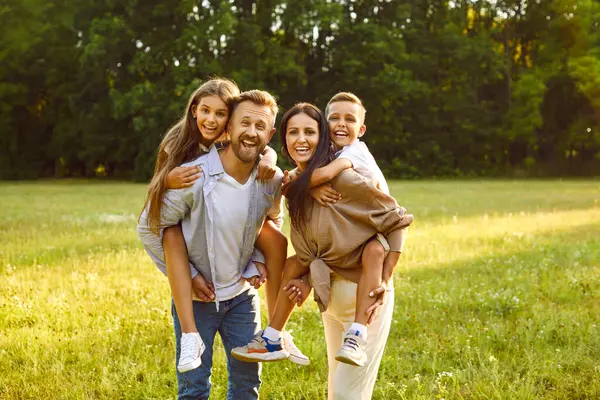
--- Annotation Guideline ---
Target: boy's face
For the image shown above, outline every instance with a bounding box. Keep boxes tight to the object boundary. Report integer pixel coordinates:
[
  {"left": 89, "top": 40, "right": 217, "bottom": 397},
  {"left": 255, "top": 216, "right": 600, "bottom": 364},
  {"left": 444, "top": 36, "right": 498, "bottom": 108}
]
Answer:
[{"left": 327, "top": 101, "right": 366, "bottom": 150}]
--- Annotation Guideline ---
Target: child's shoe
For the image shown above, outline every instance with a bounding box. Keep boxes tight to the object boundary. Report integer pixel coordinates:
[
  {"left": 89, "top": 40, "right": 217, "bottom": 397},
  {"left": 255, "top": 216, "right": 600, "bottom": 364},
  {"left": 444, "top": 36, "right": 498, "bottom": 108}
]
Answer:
[
  {"left": 335, "top": 332, "right": 367, "bottom": 367},
  {"left": 178, "top": 332, "right": 205, "bottom": 373},
  {"left": 283, "top": 330, "right": 310, "bottom": 366},
  {"left": 231, "top": 330, "right": 289, "bottom": 362}
]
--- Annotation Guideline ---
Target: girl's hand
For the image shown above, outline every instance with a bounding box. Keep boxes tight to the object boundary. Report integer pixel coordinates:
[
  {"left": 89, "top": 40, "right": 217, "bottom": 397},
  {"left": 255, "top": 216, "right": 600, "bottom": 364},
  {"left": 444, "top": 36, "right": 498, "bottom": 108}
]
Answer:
[
  {"left": 309, "top": 183, "right": 341, "bottom": 206},
  {"left": 283, "top": 276, "right": 312, "bottom": 306},
  {"left": 281, "top": 169, "right": 300, "bottom": 197},
  {"left": 257, "top": 157, "right": 276, "bottom": 180},
  {"left": 166, "top": 166, "right": 202, "bottom": 189}
]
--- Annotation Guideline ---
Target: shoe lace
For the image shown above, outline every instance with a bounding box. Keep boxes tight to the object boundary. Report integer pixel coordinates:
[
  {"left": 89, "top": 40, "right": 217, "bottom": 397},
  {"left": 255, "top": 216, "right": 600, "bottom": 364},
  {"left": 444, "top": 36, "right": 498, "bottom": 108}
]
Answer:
[
  {"left": 343, "top": 336, "right": 360, "bottom": 351},
  {"left": 181, "top": 336, "right": 198, "bottom": 359}
]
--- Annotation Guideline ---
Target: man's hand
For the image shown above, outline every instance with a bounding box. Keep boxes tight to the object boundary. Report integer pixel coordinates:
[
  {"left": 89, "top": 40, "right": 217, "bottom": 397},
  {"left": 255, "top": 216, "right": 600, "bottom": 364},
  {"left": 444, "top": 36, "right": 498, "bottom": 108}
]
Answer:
[
  {"left": 192, "top": 273, "right": 215, "bottom": 302},
  {"left": 365, "top": 280, "right": 391, "bottom": 325},
  {"left": 283, "top": 276, "right": 312, "bottom": 306},
  {"left": 166, "top": 165, "right": 202, "bottom": 189},
  {"left": 244, "top": 262, "right": 267, "bottom": 289},
  {"left": 309, "top": 183, "right": 342, "bottom": 207},
  {"left": 257, "top": 157, "right": 276, "bottom": 180}
]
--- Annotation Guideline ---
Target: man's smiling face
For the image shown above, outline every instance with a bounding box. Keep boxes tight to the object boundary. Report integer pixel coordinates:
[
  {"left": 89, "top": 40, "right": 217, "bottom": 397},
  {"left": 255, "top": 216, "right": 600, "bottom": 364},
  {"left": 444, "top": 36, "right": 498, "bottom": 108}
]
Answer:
[{"left": 228, "top": 101, "right": 275, "bottom": 163}]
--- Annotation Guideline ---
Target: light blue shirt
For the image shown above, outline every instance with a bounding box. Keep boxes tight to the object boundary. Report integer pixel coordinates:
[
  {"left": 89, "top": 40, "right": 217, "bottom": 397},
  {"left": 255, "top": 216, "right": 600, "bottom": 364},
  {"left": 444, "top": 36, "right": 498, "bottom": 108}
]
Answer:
[{"left": 137, "top": 145, "right": 284, "bottom": 307}]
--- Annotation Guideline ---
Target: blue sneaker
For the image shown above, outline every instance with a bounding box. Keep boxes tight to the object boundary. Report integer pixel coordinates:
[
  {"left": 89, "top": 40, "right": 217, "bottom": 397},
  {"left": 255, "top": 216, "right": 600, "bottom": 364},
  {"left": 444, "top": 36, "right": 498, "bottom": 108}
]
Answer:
[{"left": 231, "top": 330, "right": 290, "bottom": 362}]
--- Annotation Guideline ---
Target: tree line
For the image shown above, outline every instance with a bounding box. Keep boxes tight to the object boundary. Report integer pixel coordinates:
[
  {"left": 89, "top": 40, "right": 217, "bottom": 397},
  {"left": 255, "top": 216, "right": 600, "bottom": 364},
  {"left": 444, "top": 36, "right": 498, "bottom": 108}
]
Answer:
[{"left": 1, "top": 0, "right": 599, "bottom": 180}]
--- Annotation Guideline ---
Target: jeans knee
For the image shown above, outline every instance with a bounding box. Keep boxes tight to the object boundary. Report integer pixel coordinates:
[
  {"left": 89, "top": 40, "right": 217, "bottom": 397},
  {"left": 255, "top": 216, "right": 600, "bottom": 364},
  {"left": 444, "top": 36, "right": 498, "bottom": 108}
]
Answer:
[{"left": 178, "top": 369, "right": 211, "bottom": 400}]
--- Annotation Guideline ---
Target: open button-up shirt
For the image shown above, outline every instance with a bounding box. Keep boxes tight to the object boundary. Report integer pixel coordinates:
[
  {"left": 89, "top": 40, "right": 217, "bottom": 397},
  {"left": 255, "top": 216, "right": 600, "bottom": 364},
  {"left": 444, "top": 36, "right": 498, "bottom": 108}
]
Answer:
[{"left": 137, "top": 145, "right": 283, "bottom": 308}]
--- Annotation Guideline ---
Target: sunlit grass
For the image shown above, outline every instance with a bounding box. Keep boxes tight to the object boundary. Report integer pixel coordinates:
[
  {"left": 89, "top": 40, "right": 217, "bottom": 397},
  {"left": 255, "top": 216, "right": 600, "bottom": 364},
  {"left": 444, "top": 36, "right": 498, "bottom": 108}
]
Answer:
[{"left": 1, "top": 180, "right": 599, "bottom": 399}]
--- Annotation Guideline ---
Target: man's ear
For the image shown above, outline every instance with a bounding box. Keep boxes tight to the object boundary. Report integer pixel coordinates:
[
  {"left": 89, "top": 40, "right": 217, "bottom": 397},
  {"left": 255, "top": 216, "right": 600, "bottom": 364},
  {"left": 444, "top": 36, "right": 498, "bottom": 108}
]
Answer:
[
  {"left": 268, "top": 127, "right": 276, "bottom": 141},
  {"left": 358, "top": 124, "right": 367, "bottom": 138}
]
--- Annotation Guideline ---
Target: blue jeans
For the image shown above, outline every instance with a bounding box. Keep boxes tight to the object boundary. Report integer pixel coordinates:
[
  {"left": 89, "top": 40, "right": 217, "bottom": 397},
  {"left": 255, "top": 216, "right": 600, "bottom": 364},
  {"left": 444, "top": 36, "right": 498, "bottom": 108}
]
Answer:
[{"left": 172, "top": 288, "right": 262, "bottom": 400}]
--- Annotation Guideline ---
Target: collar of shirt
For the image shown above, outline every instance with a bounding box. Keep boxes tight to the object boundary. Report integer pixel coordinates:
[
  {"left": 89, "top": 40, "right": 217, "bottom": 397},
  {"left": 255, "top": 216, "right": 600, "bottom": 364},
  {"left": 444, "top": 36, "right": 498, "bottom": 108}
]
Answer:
[{"left": 203, "top": 144, "right": 258, "bottom": 189}]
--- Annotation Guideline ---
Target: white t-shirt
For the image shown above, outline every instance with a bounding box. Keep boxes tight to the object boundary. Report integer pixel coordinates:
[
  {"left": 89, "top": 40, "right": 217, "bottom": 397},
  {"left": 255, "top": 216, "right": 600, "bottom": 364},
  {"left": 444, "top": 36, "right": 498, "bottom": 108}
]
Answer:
[
  {"left": 337, "top": 140, "right": 390, "bottom": 194},
  {"left": 211, "top": 172, "right": 254, "bottom": 300}
]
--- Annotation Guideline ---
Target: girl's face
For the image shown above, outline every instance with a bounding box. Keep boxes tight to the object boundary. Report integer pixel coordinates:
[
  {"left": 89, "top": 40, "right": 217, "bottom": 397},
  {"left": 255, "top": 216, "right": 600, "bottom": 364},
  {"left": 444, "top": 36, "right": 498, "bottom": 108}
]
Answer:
[
  {"left": 192, "top": 95, "right": 229, "bottom": 145},
  {"left": 285, "top": 112, "right": 320, "bottom": 171}
]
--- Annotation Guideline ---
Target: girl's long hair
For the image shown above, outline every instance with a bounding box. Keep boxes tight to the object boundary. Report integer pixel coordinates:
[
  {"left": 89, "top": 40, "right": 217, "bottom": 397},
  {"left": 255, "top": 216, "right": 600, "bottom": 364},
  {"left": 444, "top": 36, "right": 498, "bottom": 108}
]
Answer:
[
  {"left": 142, "top": 78, "right": 240, "bottom": 234},
  {"left": 280, "top": 103, "right": 334, "bottom": 230}
]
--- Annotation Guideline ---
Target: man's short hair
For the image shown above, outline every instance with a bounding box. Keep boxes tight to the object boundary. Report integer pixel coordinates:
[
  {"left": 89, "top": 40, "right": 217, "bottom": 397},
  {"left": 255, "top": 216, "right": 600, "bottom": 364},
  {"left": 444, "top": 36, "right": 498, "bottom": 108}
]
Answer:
[
  {"left": 231, "top": 90, "right": 279, "bottom": 126},
  {"left": 325, "top": 92, "right": 366, "bottom": 122}
]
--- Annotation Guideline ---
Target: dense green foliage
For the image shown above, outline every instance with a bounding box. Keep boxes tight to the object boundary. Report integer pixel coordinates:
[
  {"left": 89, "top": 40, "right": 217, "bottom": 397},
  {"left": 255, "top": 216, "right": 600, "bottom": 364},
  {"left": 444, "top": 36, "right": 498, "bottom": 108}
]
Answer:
[{"left": 1, "top": 0, "right": 599, "bottom": 179}]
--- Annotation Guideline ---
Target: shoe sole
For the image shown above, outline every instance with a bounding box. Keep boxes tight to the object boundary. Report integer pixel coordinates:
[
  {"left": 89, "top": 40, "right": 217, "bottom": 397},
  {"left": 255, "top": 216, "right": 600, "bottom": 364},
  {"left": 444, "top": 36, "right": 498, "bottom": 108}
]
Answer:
[
  {"left": 231, "top": 350, "right": 289, "bottom": 363},
  {"left": 287, "top": 353, "right": 310, "bottom": 366},
  {"left": 334, "top": 353, "right": 366, "bottom": 367},
  {"left": 178, "top": 357, "right": 202, "bottom": 373}
]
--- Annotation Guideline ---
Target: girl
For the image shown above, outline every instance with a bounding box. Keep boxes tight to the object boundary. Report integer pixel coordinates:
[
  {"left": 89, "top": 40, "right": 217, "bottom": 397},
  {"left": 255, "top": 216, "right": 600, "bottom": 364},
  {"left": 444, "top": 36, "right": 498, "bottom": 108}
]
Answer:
[{"left": 141, "top": 78, "right": 288, "bottom": 373}]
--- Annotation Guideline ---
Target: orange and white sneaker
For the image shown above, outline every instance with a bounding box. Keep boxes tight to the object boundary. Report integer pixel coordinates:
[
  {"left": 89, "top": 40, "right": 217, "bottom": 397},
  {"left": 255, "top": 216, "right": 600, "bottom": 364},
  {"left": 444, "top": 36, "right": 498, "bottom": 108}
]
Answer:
[{"left": 231, "top": 330, "right": 289, "bottom": 363}]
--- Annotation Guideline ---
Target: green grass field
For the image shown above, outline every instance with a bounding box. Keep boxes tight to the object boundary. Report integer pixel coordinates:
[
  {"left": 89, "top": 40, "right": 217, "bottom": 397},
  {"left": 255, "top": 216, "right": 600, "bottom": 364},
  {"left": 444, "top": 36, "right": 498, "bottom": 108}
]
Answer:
[{"left": 1, "top": 180, "right": 599, "bottom": 399}]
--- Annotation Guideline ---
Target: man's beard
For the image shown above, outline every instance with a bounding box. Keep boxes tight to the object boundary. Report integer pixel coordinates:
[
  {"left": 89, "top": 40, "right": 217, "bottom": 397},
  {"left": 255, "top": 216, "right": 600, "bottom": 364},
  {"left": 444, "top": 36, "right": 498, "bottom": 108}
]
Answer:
[{"left": 231, "top": 135, "right": 265, "bottom": 164}]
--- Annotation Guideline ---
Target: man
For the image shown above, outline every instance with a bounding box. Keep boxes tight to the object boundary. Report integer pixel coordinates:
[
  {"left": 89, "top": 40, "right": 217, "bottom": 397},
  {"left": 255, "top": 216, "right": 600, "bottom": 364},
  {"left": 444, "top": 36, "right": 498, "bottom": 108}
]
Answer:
[{"left": 137, "top": 90, "right": 282, "bottom": 399}]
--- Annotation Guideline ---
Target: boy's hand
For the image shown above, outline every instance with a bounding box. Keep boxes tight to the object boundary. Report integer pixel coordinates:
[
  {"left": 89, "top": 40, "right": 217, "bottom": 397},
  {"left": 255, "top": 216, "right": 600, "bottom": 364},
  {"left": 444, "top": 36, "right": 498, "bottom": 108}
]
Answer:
[
  {"left": 244, "top": 262, "right": 267, "bottom": 289},
  {"left": 166, "top": 166, "right": 202, "bottom": 189},
  {"left": 192, "top": 272, "right": 215, "bottom": 302},
  {"left": 309, "top": 183, "right": 342, "bottom": 206},
  {"left": 257, "top": 157, "right": 276, "bottom": 180},
  {"left": 283, "top": 276, "right": 312, "bottom": 306}
]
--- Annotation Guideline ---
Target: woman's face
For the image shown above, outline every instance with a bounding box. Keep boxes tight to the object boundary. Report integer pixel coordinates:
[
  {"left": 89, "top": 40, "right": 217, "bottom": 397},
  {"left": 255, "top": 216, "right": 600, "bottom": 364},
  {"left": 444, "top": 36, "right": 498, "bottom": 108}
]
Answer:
[
  {"left": 192, "top": 95, "right": 229, "bottom": 145},
  {"left": 285, "top": 112, "right": 320, "bottom": 171}
]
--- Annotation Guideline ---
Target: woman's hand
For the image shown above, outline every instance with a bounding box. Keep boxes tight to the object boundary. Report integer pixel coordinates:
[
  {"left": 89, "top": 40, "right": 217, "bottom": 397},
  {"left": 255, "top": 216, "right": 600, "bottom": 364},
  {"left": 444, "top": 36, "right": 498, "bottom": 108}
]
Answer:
[
  {"left": 309, "top": 183, "right": 342, "bottom": 207},
  {"left": 257, "top": 157, "right": 277, "bottom": 180},
  {"left": 283, "top": 276, "right": 312, "bottom": 306},
  {"left": 166, "top": 166, "right": 202, "bottom": 189},
  {"left": 365, "top": 280, "right": 392, "bottom": 325}
]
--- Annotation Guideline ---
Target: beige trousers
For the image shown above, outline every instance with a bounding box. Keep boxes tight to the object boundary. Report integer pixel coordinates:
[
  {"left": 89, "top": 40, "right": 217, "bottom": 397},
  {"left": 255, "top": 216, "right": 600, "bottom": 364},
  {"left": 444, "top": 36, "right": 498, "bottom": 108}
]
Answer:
[{"left": 321, "top": 275, "right": 394, "bottom": 400}]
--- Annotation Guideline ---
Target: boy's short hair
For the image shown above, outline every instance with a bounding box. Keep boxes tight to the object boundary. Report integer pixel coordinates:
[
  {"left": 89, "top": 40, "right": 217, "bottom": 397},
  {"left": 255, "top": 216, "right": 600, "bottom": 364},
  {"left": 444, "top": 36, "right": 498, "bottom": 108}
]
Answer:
[
  {"left": 325, "top": 92, "right": 366, "bottom": 122},
  {"left": 231, "top": 90, "right": 279, "bottom": 126}
]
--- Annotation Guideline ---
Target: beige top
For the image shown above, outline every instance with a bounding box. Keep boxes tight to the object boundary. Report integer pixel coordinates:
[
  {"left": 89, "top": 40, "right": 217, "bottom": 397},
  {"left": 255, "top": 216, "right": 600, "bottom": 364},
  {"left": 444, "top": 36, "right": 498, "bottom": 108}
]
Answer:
[{"left": 290, "top": 169, "right": 413, "bottom": 311}]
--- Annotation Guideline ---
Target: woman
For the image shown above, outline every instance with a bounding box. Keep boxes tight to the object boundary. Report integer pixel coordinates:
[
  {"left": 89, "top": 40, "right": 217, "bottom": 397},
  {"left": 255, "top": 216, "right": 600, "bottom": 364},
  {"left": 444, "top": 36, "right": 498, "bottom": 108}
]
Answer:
[{"left": 233, "top": 103, "right": 412, "bottom": 399}]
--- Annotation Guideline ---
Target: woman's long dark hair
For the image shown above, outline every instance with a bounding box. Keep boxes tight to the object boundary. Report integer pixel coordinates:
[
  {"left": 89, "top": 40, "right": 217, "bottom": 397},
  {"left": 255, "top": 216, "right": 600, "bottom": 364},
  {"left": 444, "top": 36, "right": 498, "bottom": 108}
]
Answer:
[{"left": 280, "top": 103, "right": 334, "bottom": 230}]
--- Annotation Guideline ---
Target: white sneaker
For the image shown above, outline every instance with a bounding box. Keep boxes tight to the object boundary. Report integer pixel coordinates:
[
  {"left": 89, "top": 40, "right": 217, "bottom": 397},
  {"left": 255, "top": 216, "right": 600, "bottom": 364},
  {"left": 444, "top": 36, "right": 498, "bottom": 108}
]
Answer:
[
  {"left": 335, "top": 332, "right": 367, "bottom": 367},
  {"left": 283, "top": 331, "right": 310, "bottom": 366},
  {"left": 178, "top": 332, "right": 205, "bottom": 373}
]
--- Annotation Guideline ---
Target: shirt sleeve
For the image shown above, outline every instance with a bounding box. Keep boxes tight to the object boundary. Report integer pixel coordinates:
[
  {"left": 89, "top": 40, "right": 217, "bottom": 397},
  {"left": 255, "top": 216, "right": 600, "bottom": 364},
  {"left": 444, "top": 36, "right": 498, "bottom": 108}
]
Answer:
[
  {"left": 337, "top": 143, "right": 367, "bottom": 171},
  {"left": 335, "top": 171, "right": 413, "bottom": 252},
  {"left": 136, "top": 188, "right": 197, "bottom": 278}
]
